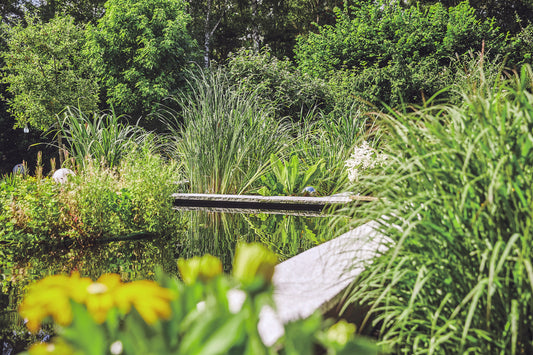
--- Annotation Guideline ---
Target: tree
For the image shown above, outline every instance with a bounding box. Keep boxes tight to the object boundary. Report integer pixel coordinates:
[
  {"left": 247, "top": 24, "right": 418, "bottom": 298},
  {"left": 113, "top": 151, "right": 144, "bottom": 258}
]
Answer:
[
  {"left": 185, "top": 0, "right": 342, "bottom": 66},
  {"left": 1, "top": 15, "right": 99, "bottom": 131},
  {"left": 86, "top": 0, "right": 199, "bottom": 119},
  {"left": 22, "top": 0, "right": 106, "bottom": 23},
  {"left": 414, "top": 0, "right": 533, "bottom": 33},
  {"left": 294, "top": 1, "right": 506, "bottom": 107}
]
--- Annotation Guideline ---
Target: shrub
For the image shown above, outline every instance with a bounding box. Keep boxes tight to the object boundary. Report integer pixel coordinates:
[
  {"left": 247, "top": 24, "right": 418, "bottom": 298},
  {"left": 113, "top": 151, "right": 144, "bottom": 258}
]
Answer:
[
  {"left": 295, "top": 1, "right": 506, "bottom": 108},
  {"left": 225, "top": 48, "right": 331, "bottom": 120},
  {"left": 343, "top": 66, "right": 533, "bottom": 353},
  {"left": 85, "top": 0, "right": 199, "bottom": 118},
  {"left": 1, "top": 15, "right": 99, "bottom": 131},
  {"left": 0, "top": 151, "right": 182, "bottom": 248}
]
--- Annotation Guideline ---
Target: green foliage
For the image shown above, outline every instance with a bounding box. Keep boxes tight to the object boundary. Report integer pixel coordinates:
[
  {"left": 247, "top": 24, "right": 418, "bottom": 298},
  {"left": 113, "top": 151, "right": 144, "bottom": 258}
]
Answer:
[
  {"left": 0, "top": 151, "right": 183, "bottom": 248},
  {"left": 244, "top": 214, "right": 343, "bottom": 260},
  {"left": 0, "top": 175, "right": 64, "bottom": 247},
  {"left": 292, "top": 106, "right": 377, "bottom": 195},
  {"left": 18, "top": 248, "right": 380, "bottom": 355},
  {"left": 507, "top": 21, "right": 533, "bottom": 67},
  {"left": 343, "top": 65, "right": 533, "bottom": 353},
  {"left": 163, "top": 68, "right": 290, "bottom": 194},
  {"left": 258, "top": 154, "right": 324, "bottom": 196},
  {"left": 86, "top": 0, "right": 199, "bottom": 118},
  {"left": 53, "top": 106, "right": 149, "bottom": 168},
  {"left": 1, "top": 15, "right": 99, "bottom": 131},
  {"left": 225, "top": 47, "right": 331, "bottom": 120},
  {"left": 27, "top": 0, "right": 107, "bottom": 23},
  {"left": 295, "top": 1, "right": 506, "bottom": 107}
]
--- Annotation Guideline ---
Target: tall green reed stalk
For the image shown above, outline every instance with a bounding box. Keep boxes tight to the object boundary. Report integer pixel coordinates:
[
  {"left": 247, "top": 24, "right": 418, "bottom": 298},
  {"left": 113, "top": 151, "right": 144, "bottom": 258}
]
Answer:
[
  {"left": 342, "top": 65, "right": 533, "bottom": 354},
  {"left": 162, "top": 69, "right": 290, "bottom": 194},
  {"left": 53, "top": 106, "right": 149, "bottom": 168}
]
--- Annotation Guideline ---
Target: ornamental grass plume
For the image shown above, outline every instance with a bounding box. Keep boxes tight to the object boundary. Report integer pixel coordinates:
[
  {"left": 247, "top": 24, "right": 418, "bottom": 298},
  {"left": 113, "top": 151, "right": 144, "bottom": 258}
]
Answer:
[{"left": 345, "top": 141, "right": 387, "bottom": 182}]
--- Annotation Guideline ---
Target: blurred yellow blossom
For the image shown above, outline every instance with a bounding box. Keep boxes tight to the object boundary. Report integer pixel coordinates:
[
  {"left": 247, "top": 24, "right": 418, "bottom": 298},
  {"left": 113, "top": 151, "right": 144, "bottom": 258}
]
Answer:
[
  {"left": 19, "top": 273, "right": 92, "bottom": 332},
  {"left": 177, "top": 254, "right": 223, "bottom": 285},
  {"left": 85, "top": 273, "right": 124, "bottom": 323},
  {"left": 326, "top": 320, "right": 357, "bottom": 346},
  {"left": 19, "top": 272, "right": 176, "bottom": 331},
  {"left": 121, "top": 280, "right": 175, "bottom": 324},
  {"left": 232, "top": 243, "right": 278, "bottom": 286}
]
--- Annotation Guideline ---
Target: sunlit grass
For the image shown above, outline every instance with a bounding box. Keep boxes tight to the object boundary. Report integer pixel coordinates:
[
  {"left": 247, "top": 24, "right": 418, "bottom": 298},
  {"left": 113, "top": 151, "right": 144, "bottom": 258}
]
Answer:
[
  {"left": 161, "top": 69, "right": 291, "bottom": 194},
  {"left": 343, "top": 65, "right": 533, "bottom": 353},
  {"left": 53, "top": 106, "right": 150, "bottom": 168}
]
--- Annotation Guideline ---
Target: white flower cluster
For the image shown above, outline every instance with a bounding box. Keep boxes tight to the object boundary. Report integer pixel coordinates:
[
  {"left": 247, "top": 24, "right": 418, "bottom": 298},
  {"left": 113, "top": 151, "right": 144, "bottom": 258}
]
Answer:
[{"left": 345, "top": 141, "right": 386, "bottom": 182}]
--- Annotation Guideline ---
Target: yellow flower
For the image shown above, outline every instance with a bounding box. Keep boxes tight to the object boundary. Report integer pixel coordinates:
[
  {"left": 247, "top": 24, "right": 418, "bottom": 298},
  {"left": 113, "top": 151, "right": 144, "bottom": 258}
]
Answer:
[
  {"left": 19, "top": 272, "right": 175, "bottom": 330},
  {"left": 84, "top": 273, "right": 123, "bottom": 323},
  {"left": 177, "top": 254, "right": 223, "bottom": 285},
  {"left": 119, "top": 280, "right": 175, "bottom": 324},
  {"left": 232, "top": 243, "right": 278, "bottom": 286},
  {"left": 19, "top": 273, "right": 92, "bottom": 332}
]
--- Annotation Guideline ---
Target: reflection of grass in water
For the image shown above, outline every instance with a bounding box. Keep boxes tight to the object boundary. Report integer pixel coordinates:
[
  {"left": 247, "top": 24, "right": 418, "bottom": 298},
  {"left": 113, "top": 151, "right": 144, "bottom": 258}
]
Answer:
[
  {"left": 243, "top": 213, "right": 346, "bottom": 261},
  {"left": 1, "top": 234, "right": 182, "bottom": 339},
  {"left": 180, "top": 212, "right": 258, "bottom": 272},
  {"left": 180, "top": 212, "right": 343, "bottom": 270},
  {"left": 2, "top": 210, "right": 345, "bottom": 351}
]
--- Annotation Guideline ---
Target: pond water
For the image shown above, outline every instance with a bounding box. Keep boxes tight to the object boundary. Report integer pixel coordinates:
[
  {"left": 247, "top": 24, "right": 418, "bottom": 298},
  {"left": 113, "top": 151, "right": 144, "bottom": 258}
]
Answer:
[{"left": 0, "top": 210, "right": 346, "bottom": 353}]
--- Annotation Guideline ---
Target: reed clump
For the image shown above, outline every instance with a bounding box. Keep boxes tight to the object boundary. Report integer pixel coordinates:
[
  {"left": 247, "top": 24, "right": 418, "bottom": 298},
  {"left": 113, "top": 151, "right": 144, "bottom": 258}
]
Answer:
[
  {"left": 162, "top": 69, "right": 291, "bottom": 194},
  {"left": 344, "top": 65, "right": 533, "bottom": 354}
]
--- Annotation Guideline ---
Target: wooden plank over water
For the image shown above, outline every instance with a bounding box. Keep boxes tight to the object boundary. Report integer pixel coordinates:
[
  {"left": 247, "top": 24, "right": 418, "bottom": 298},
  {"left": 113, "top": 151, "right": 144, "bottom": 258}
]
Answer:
[{"left": 172, "top": 193, "right": 376, "bottom": 214}]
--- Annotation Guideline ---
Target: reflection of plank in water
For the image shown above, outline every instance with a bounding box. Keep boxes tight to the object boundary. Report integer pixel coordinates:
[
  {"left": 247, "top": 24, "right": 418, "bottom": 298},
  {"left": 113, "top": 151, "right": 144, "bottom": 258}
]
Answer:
[
  {"left": 174, "top": 206, "right": 328, "bottom": 217},
  {"left": 173, "top": 193, "right": 376, "bottom": 213}
]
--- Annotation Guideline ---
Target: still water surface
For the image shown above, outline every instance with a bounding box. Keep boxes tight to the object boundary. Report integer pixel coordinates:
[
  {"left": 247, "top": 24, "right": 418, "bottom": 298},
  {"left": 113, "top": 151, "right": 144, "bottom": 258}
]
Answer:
[{"left": 1, "top": 211, "right": 345, "bottom": 353}]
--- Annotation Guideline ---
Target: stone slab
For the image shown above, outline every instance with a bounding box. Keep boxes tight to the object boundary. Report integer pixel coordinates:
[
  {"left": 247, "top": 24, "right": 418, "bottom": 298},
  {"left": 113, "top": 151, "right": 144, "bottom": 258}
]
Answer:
[
  {"left": 257, "top": 220, "right": 392, "bottom": 346},
  {"left": 173, "top": 193, "right": 377, "bottom": 213}
]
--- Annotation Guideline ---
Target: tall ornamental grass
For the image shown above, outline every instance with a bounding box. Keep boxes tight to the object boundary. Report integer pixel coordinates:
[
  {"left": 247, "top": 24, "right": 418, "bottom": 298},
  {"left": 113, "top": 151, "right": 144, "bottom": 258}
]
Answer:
[
  {"left": 163, "top": 69, "right": 290, "bottom": 194},
  {"left": 53, "top": 106, "right": 149, "bottom": 168},
  {"left": 343, "top": 66, "right": 533, "bottom": 354}
]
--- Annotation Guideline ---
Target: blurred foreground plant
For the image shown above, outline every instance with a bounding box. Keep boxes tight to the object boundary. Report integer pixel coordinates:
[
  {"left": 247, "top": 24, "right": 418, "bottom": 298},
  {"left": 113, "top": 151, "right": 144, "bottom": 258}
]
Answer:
[{"left": 20, "top": 243, "right": 379, "bottom": 355}]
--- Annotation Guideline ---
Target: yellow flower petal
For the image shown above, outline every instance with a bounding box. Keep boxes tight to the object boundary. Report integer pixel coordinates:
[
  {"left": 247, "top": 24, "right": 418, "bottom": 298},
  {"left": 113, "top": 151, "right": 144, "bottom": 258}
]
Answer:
[{"left": 122, "top": 280, "right": 175, "bottom": 324}]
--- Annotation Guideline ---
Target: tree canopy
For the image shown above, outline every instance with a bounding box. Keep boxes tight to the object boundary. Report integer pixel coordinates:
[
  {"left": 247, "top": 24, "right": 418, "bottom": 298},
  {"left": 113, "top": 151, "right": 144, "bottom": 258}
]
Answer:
[
  {"left": 294, "top": 1, "right": 507, "bottom": 107},
  {"left": 1, "top": 15, "right": 99, "bottom": 131},
  {"left": 86, "top": 0, "right": 199, "bottom": 118}
]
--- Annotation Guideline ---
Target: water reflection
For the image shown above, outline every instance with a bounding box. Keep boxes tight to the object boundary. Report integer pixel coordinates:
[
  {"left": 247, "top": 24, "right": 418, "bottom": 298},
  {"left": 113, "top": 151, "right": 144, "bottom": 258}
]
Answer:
[{"left": 1, "top": 211, "right": 344, "bottom": 351}]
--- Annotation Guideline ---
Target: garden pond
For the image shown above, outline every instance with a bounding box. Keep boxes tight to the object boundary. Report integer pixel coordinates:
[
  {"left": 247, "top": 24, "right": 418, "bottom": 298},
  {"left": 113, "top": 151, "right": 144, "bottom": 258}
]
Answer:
[{"left": 1, "top": 210, "right": 348, "bottom": 353}]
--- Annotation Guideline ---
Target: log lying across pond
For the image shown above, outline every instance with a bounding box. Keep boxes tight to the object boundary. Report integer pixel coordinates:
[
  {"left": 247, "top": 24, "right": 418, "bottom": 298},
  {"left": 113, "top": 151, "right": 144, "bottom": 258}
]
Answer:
[{"left": 172, "top": 193, "right": 376, "bottom": 216}]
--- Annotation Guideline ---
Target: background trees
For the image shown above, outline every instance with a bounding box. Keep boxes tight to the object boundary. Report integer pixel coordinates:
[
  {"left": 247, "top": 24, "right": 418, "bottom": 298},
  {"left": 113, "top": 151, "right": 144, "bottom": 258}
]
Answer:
[
  {"left": 85, "top": 0, "right": 199, "bottom": 119},
  {"left": 1, "top": 15, "right": 99, "bottom": 131},
  {"left": 294, "top": 1, "right": 507, "bottom": 107}
]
